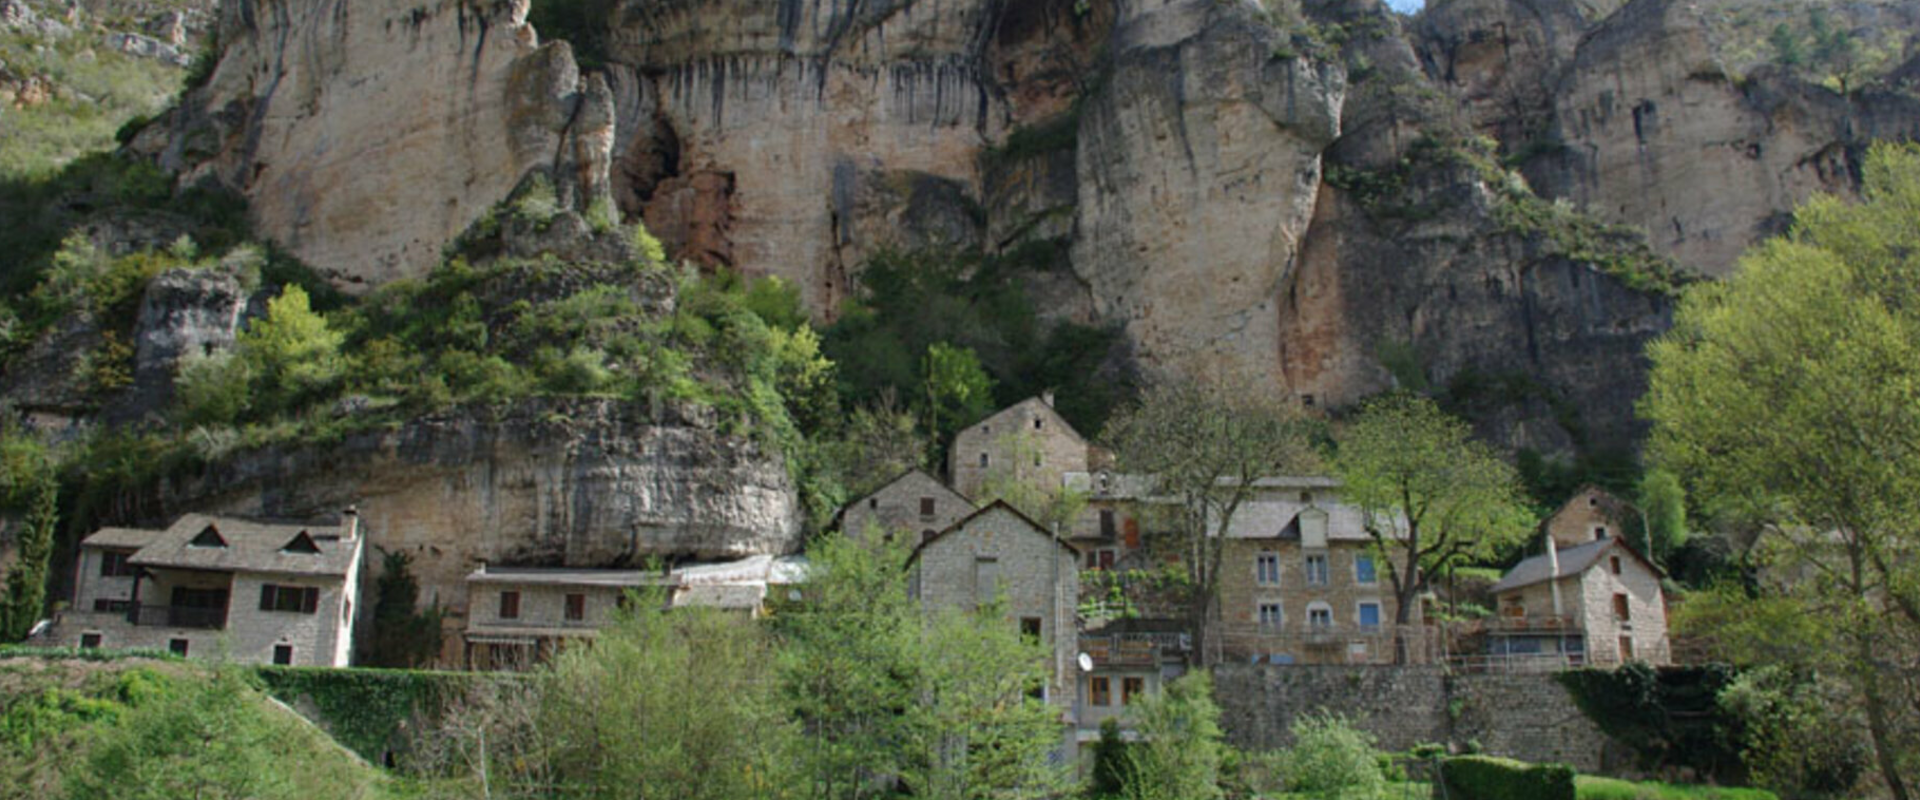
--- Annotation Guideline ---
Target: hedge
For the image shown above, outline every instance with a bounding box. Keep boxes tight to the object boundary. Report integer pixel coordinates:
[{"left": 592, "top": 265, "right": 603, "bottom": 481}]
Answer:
[
  {"left": 1441, "top": 755, "right": 1576, "bottom": 800},
  {"left": 255, "top": 665, "right": 501, "bottom": 762}
]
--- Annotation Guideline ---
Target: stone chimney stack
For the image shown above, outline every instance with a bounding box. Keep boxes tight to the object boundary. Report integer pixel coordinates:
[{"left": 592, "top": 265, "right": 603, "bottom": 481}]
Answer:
[
  {"left": 1041, "top": 389, "right": 1055, "bottom": 408},
  {"left": 341, "top": 506, "right": 359, "bottom": 541}
]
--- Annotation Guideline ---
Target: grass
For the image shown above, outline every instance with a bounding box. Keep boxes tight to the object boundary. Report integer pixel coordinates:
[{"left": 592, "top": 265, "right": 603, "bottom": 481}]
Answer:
[
  {"left": 0, "top": 27, "right": 184, "bottom": 178},
  {"left": 1577, "top": 776, "right": 1779, "bottom": 800}
]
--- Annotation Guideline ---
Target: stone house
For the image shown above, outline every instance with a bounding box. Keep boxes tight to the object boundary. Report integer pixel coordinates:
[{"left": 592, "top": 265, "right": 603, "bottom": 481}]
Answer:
[
  {"left": 1545, "top": 485, "right": 1639, "bottom": 550},
  {"left": 838, "top": 468, "right": 975, "bottom": 544},
  {"left": 1061, "top": 470, "right": 1163, "bottom": 571},
  {"left": 58, "top": 511, "right": 365, "bottom": 667},
  {"left": 1487, "top": 534, "right": 1670, "bottom": 667},
  {"left": 1214, "top": 478, "right": 1419, "bottom": 665},
  {"left": 909, "top": 501, "right": 1082, "bottom": 752},
  {"left": 948, "top": 394, "right": 1090, "bottom": 502},
  {"left": 463, "top": 566, "right": 662, "bottom": 670}
]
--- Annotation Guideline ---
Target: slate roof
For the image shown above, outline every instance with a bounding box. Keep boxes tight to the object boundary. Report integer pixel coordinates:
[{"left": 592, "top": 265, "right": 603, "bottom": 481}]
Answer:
[
  {"left": 1489, "top": 539, "right": 1619, "bottom": 594},
  {"left": 466, "top": 566, "right": 663, "bottom": 588},
  {"left": 80, "top": 527, "right": 160, "bottom": 550},
  {"left": 104, "top": 513, "right": 359, "bottom": 577},
  {"left": 908, "top": 500, "right": 1084, "bottom": 563},
  {"left": 1221, "top": 499, "right": 1380, "bottom": 541}
]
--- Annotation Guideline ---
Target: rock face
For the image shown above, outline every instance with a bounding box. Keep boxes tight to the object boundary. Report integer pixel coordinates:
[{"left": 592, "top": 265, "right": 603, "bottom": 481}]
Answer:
[
  {"left": 138, "top": 0, "right": 615, "bottom": 288},
  {"left": 127, "top": 267, "right": 248, "bottom": 416},
  {"left": 163, "top": 399, "right": 804, "bottom": 609},
  {"left": 1073, "top": 0, "right": 1343, "bottom": 384}
]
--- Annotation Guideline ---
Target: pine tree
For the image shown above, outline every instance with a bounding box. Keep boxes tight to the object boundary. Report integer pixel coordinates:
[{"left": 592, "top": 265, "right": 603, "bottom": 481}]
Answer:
[{"left": 1, "top": 474, "right": 58, "bottom": 641}]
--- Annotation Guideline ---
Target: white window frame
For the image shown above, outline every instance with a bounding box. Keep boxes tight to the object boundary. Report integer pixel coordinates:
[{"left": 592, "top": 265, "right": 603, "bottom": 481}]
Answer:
[
  {"left": 1306, "top": 601, "right": 1334, "bottom": 630},
  {"left": 1353, "top": 553, "right": 1378, "bottom": 585},
  {"left": 1304, "top": 553, "right": 1330, "bottom": 586},
  {"left": 1255, "top": 552, "right": 1281, "bottom": 586},
  {"left": 1257, "top": 602, "right": 1284, "bottom": 630}
]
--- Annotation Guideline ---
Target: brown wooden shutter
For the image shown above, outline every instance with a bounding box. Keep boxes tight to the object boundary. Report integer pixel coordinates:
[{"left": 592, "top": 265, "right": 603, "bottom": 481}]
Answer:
[{"left": 260, "top": 584, "right": 276, "bottom": 611}]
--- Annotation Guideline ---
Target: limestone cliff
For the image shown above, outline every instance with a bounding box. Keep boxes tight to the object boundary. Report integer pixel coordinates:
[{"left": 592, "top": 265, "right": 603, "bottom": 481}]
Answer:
[{"left": 157, "top": 398, "right": 803, "bottom": 609}]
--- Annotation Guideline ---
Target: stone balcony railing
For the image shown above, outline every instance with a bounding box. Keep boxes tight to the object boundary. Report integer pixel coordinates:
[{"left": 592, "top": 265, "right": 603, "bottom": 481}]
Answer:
[{"left": 131, "top": 605, "right": 227, "bottom": 629}]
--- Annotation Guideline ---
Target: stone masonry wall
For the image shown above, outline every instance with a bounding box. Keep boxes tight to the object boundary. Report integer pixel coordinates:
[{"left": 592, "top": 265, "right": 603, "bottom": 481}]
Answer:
[{"left": 1214, "top": 664, "right": 1617, "bottom": 773}]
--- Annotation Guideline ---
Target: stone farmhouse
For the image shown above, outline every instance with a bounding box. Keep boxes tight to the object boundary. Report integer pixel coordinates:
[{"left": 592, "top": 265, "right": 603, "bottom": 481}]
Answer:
[
  {"left": 463, "top": 554, "right": 808, "bottom": 670},
  {"left": 58, "top": 511, "right": 365, "bottom": 667},
  {"left": 839, "top": 467, "right": 975, "bottom": 544},
  {"left": 1544, "top": 485, "right": 1641, "bottom": 549},
  {"left": 1488, "top": 520, "right": 1671, "bottom": 668},
  {"left": 1215, "top": 477, "right": 1420, "bottom": 665},
  {"left": 908, "top": 501, "right": 1082, "bottom": 755},
  {"left": 948, "top": 393, "right": 1090, "bottom": 502}
]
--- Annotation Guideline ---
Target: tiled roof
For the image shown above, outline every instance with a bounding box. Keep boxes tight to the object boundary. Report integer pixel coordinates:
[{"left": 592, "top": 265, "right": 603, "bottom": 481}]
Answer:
[
  {"left": 1490, "top": 539, "right": 1615, "bottom": 594},
  {"left": 80, "top": 527, "right": 159, "bottom": 550},
  {"left": 115, "top": 513, "right": 359, "bottom": 577}
]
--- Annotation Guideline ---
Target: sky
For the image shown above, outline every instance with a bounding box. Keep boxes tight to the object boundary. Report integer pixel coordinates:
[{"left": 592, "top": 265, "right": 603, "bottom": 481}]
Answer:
[{"left": 1384, "top": 0, "right": 1426, "bottom": 12}]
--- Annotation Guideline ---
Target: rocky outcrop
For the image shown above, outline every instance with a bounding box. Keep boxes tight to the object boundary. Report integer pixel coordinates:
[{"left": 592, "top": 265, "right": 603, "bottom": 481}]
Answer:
[
  {"left": 134, "top": 0, "right": 615, "bottom": 289},
  {"left": 126, "top": 266, "right": 248, "bottom": 415},
  {"left": 1073, "top": 0, "right": 1344, "bottom": 385},
  {"left": 162, "top": 399, "right": 804, "bottom": 608}
]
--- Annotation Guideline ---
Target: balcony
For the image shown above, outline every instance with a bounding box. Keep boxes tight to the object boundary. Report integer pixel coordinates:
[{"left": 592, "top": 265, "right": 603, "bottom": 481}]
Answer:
[
  {"left": 131, "top": 605, "right": 227, "bottom": 629},
  {"left": 1078, "top": 630, "right": 1190, "bottom": 667},
  {"left": 1489, "top": 614, "right": 1579, "bottom": 633}
]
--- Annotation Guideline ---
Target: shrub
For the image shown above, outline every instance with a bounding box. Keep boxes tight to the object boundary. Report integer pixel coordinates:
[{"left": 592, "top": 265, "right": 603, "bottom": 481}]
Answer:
[
  {"left": 1283, "top": 712, "right": 1388, "bottom": 798},
  {"left": 1440, "top": 755, "right": 1576, "bottom": 800}
]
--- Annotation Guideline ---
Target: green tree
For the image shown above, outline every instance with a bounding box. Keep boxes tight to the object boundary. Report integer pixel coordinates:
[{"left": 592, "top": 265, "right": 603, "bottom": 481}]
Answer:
[
  {"left": 1644, "top": 142, "right": 1920, "bottom": 800},
  {"left": 1334, "top": 392, "right": 1532, "bottom": 662},
  {"left": 1102, "top": 378, "right": 1320, "bottom": 662},
  {"left": 974, "top": 430, "right": 1089, "bottom": 533},
  {"left": 1119, "top": 671, "right": 1226, "bottom": 800},
  {"left": 359, "top": 550, "right": 443, "bottom": 669},
  {"left": 1636, "top": 468, "right": 1688, "bottom": 562},
  {"left": 237, "top": 284, "right": 344, "bottom": 412},
  {"left": 172, "top": 349, "right": 254, "bottom": 426},
  {"left": 920, "top": 342, "right": 995, "bottom": 453},
  {"left": 0, "top": 471, "right": 57, "bottom": 641},
  {"left": 902, "top": 604, "right": 1069, "bottom": 800},
  {"left": 1279, "top": 712, "right": 1388, "bottom": 799}
]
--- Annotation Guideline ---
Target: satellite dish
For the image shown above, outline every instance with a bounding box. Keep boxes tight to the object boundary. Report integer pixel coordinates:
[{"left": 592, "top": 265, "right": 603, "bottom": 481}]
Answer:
[{"left": 1077, "top": 652, "right": 1094, "bottom": 673}]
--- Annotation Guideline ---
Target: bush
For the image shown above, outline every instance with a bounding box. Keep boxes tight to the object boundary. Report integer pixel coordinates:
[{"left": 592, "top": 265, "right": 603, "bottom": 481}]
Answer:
[
  {"left": 1440, "top": 755, "right": 1576, "bottom": 800},
  {"left": 1283, "top": 712, "right": 1388, "bottom": 798}
]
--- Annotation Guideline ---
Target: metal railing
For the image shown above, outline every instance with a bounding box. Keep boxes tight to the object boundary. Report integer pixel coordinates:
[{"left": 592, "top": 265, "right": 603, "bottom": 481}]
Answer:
[
  {"left": 1213, "top": 623, "right": 1446, "bottom": 665},
  {"left": 131, "top": 605, "right": 227, "bottom": 629},
  {"left": 1485, "top": 614, "right": 1578, "bottom": 633},
  {"left": 1078, "top": 630, "right": 1190, "bottom": 666}
]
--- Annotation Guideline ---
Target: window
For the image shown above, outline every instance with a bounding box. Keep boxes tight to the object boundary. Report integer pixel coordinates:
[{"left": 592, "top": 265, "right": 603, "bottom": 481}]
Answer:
[
  {"left": 99, "top": 551, "right": 135, "bottom": 577},
  {"left": 1090, "top": 676, "right": 1111, "bottom": 706},
  {"left": 1612, "top": 593, "right": 1630, "bottom": 621},
  {"left": 1255, "top": 552, "right": 1281, "bottom": 586},
  {"left": 1305, "top": 554, "right": 1329, "bottom": 586},
  {"left": 974, "top": 558, "right": 1001, "bottom": 605},
  {"left": 1593, "top": 525, "right": 1608, "bottom": 540},
  {"left": 500, "top": 591, "right": 521, "bottom": 620},
  {"left": 1020, "top": 617, "right": 1042, "bottom": 640},
  {"left": 1258, "top": 603, "right": 1283, "bottom": 629},
  {"left": 272, "top": 644, "right": 294, "bottom": 665},
  {"left": 168, "top": 638, "right": 189, "bottom": 656},
  {"left": 93, "top": 598, "right": 133, "bottom": 613},
  {"left": 1299, "top": 491, "right": 1312, "bottom": 503},
  {"left": 1619, "top": 636, "right": 1635, "bottom": 661},
  {"left": 280, "top": 531, "right": 321, "bottom": 554},
  {"left": 1098, "top": 549, "right": 1116, "bottom": 571},
  {"left": 979, "top": 453, "right": 989, "bottom": 468},
  {"left": 1034, "top": 417, "right": 1043, "bottom": 430},
  {"left": 982, "top": 425, "right": 991, "bottom": 435},
  {"left": 189, "top": 525, "right": 227, "bottom": 548},
  {"left": 1100, "top": 509, "right": 1116, "bottom": 538},
  {"left": 919, "top": 497, "right": 936, "bottom": 517},
  {"left": 258, "top": 584, "right": 319, "bottom": 614},
  {"left": 1589, "top": 495, "right": 1600, "bottom": 507},
  {"left": 80, "top": 633, "right": 102, "bottom": 649},
  {"left": 1354, "top": 554, "right": 1377, "bottom": 585},
  {"left": 1122, "top": 676, "right": 1145, "bottom": 705},
  {"left": 868, "top": 498, "right": 878, "bottom": 510},
  {"left": 1302, "top": 394, "right": 1315, "bottom": 407},
  {"left": 1358, "top": 602, "right": 1382, "bottom": 630},
  {"left": 1610, "top": 556, "right": 1622, "bottom": 575},
  {"left": 565, "top": 593, "right": 586, "bottom": 621},
  {"left": 1307, "top": 603, "right": 1333, "bottom": 630}
]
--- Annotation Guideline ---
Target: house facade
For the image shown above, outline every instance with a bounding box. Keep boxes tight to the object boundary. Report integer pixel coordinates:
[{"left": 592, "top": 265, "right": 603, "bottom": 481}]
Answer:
[
  {"left": 839, "top": 468, "right": 975, "bottom": 544},
  {"left": 1545, "top": 485, "right": 1638, "bottom": 550},
  {"left": 948, "top": 394, "right": 1090, "bottom": 501},
  {"left": 1487, "top": 535, "right": 1670, "bottom": 667},
  {"left": 1214, "top": 478, "right": 1420, "bottom": 665},
  {"left": 463, "top": 566, "right": 661, "bottom": 670},
  {"left": 59, "top": 511, "right": 365, "bottom": 667},
  {"left": 910, "top": 502, "right": 1081, "bottom": 750}
]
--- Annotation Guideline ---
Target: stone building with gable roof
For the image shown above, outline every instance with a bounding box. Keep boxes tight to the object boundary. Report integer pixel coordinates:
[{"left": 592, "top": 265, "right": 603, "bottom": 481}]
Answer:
[
  {"left": 839, "top": 467, "right": 975, "bottom": 544},
  {"left": 58, "top": 510, "right": 366, "bottom": 666},
  {"left": 947, "top": 393, "right": 1090, "bottom": 502}
]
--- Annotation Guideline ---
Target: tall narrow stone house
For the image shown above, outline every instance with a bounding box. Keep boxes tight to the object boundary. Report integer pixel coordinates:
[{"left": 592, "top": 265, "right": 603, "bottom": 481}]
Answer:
[{"left": 948, "top": 394, "right": 1090, "bottom": 502}]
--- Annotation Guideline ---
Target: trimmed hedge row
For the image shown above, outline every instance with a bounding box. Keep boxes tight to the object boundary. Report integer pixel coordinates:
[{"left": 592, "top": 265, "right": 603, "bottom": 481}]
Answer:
[{"left": 1441, "top": 755, "right": 1576, "bottom": 800}]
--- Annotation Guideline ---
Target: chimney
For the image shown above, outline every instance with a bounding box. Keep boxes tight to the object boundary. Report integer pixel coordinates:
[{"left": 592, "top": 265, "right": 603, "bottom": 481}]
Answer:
[
  {"left": 1041, "top": 389, "right": 1055, "bottom": 408},
  {"left": 341, "top": 506, "right": 359, "bottom": 541},
  {"left": 1545, "top": 533, "right": 1563, "bottom": 619}
]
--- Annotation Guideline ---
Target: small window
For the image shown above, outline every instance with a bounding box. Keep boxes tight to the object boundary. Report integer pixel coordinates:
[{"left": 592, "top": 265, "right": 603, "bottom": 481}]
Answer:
[
  {"left": 1255, "top": 553, "right": 1281, "bottom": 586},
  {"left": 565, "top": 593, "right": 586, "bottom": 622},
  {"left": 1610, "top": 556, "right": 1622, "bottom": 575},
  {"left": 1122, "top": 676, "right": 1145, "bottom": 705},
  {"left": 99, "top": 551, "right": 136, "bottom": 577},
  {"left": 1100, "top": 510, "right": 1116, "bottom": 538},
  {"left": 280, "top": 531, "right": 321, "bottom": 554},
  {"left": 272, "top": 644, "right": 294, "bottom": 665},
  {"left": 1612, "top": 593, "right": 1630, "bottom": 621},
  {"left": 1307, "top": 603, "right": 1333, "bottom": 630},
  {"left": 1594, "top": 525, "right": 1608, "bottom": 540},
  {"left": 1090, "top": 676, "right": 1111, "bottom": 706},
  {"left": 1299, "top": 491, "right": 1312, "bottom": 503},
  {"left": 80, "top": 633, "right": 102, "bottom": 649},
  {"left": 168, "top": 638, "right": 189, "bottom": 656},
  {"left": 500, "top": 591, "right": 521, "bottom": 620},
  {"left": 1302, "top": 394, "right": 1315, "bottom": 407},
  {"left": 1098, "top": 549, "right": 1116, "bottom": 570},
  {"left": 868, "top": 498, "right": 878, "bottom": 510},
  {"left": 1358, "top": 602, "right": 1382, "bottom": 629},
  {"left": 1589, "top": 496, "right": 1600, "bottom": 507},
  {"left": 189, "top": 525, "right": 227, "bottom": 548},
  {"left": 982, "top": 425, "right": 990, "bottom": 435},
  {"left": 1355, "top": 555, "right": 1377, "bottom": 585},
  {"left": 1034, "top": 417, "right": 1043, "bottom": 430},
  {"left": 1305, "top": 554, "right": 1329, "bottom": 586},
  {"left": 343, "top": 599, "right": 351, "bottom": 623},
  {"left": 920, "top": 497, "right": 936, "bottom": 517},
  {"left": 1258, "top": 602, "right": 1283, "bottom": 629},
  {"left": 1020, "top": 617, "right": 1042, "bottom": 640},
  {"left": 979, "top": 453, "right": 989, "bottom": 468},
  {"left": 1619, "top": 635, "right": 1635, "bottom": 661}
]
